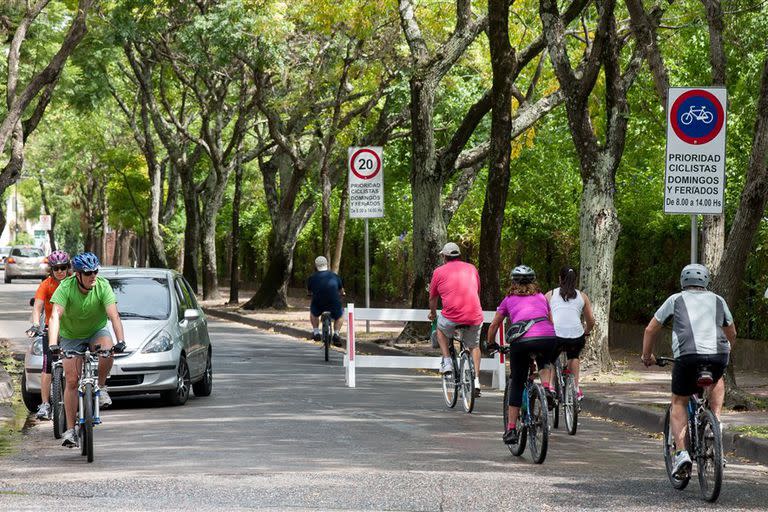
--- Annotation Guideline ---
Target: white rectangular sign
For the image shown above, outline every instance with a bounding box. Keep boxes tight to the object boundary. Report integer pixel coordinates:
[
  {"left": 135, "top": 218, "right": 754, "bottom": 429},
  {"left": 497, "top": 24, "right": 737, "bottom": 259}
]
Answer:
[
  {"left": 348, "top": 146, "right": 384, "bottom": 218},
  {"left": 39, "top": 214, "right": 51, "bottom": 231},
  {"left": 664, "top": 87, "right": 726, "bottom": 214}
]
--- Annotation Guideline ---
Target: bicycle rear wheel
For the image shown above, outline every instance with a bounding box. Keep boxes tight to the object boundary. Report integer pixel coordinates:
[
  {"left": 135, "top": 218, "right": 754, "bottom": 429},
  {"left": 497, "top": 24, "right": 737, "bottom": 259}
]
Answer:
[
  {"left": 83, "top": 383, "right": 94, "bottom": 463},
  {"left": 552, "top": 358, "right": 562, "bottom": 430},
  {"left": 697, "top": 409, "right": 723, "bottom": 502},
  {"left": 322, "top": 315, "right": 331, "bottom": 362},
  {"left": 663, "top": 406, "right": 690, "bottom": 490},
  {"left": 442, "top": 353, "right": 458, "bottom": 408},
  {"left": 459, "top": 352, "right": 475, "bottom": 413},
  {"left": 503, "top": 381, "right": 526, "bottom": 456},
  {"left": 527, "top": 384, "right": 549, "bottom": 464},
  {"left": 564, "top": 374, "right": 578, "bottom": 435},
  {"left": 51, "top": 366, "right": 66, "bottom": 440}
]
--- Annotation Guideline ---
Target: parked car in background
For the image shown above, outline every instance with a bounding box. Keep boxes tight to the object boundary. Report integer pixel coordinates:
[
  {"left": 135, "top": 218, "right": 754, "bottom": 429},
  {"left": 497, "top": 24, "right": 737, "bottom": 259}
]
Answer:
[
  {"left": 22, "top": 267, "right": 213, "bottom": 411},
  {"left": 4, "top": 245, "right": 48, "bottom": 283},
  {"left": 0, "top": 246, "right": 10, "bottom": 270}
]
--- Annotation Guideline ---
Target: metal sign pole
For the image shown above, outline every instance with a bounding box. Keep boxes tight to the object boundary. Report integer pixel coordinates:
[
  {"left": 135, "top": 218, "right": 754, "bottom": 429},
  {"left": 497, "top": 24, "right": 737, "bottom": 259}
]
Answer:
[
  {"left": 691, "top": 214, "right": 698, "bottom": 264},
  {"left": 365, "top": 218, "right": 371, "bottom": 333}
]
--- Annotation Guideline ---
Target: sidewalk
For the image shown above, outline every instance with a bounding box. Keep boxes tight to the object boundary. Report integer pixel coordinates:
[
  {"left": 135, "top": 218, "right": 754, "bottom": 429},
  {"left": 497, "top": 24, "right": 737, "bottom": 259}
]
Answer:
[{"left": 202, "top": 293, "right": 768, "bottom": 466}]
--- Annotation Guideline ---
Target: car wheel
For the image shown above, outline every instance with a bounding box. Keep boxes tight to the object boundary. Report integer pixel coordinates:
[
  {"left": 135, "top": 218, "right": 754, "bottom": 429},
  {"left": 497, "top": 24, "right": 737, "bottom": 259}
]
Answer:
[
  {"left": 161, "top": 355, "right": 191, "bottom": 406},
  {"left": 21, "top": 373, "right": 41, "bottom": 413},
  {"left": 192, "top": 349, "right": 213, "bottom": 397}
]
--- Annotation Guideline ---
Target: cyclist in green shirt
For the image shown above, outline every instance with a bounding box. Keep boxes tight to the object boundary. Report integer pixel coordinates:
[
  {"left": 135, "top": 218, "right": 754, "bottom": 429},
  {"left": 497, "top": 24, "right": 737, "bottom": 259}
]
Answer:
[{"left": 48, "top": 252, "right": 126, "bottom": 448}]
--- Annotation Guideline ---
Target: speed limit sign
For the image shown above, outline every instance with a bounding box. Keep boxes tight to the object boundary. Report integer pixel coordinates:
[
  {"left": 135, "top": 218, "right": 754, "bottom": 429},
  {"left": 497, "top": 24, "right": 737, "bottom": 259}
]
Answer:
[{"left": 348, "top": 147, "right": 384, "bottom": 218}]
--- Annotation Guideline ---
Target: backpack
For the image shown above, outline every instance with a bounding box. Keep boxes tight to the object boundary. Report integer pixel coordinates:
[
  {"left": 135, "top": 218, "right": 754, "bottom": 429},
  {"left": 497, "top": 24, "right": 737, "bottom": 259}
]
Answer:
[{"left": 505, "top": 317, "right": 549, "bottom": 342}]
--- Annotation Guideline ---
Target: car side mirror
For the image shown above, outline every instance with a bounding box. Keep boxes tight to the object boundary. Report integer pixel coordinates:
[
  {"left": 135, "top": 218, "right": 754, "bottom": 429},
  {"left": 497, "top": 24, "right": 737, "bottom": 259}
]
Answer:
[{"left": 183, "top": 309, "right": 200, "bottom": 321}]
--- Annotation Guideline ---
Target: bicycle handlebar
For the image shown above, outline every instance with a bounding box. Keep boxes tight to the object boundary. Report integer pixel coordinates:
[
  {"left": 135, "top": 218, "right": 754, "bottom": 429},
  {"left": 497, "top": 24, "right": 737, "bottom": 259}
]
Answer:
[{"left": 655, "top": 356, "right": 677, "bottom": 367}]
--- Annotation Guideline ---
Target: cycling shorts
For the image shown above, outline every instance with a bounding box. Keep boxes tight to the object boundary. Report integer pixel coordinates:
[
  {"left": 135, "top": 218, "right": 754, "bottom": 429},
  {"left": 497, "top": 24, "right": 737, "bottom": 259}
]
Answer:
[
  {"left": 58, "top": 328, "right": 112, "bottom": 353},
  {"left": 310, "top": 302, "right": 343, "bottom": 321},
  {"left": 557, "top": 335, "right": 586, "bottom": 360},
  {"left": 437, "top": 314, "right": 481, "bottom": 349},
  {"left": 671, "top": 353, "right": 729, "bottom": 396}
]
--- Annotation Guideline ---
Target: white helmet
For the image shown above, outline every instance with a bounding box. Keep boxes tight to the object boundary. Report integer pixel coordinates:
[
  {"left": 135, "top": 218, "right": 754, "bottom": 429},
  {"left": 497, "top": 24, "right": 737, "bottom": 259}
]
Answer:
[
  {"left": 680, "top": 264, "right": 710, "bottom": 289},
  {"left": 314, "top": 256, "right": 329, "bottom": 271}
]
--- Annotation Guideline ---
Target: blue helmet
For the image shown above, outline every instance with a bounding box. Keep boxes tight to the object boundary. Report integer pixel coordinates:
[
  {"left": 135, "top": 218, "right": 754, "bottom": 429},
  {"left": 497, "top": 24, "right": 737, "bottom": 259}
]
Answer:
[{"left": 72, "top": 252, "right": 100, "bottom": 272}]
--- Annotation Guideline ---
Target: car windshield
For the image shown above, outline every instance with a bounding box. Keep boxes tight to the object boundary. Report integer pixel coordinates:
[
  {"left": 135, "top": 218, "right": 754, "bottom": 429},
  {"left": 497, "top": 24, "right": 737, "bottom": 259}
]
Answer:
[
  {"left": 12, "top": 247, "right": 43, "bottom": 258},
  {"left": 108, "top": 277, "right": 170, "bottom": 320}
]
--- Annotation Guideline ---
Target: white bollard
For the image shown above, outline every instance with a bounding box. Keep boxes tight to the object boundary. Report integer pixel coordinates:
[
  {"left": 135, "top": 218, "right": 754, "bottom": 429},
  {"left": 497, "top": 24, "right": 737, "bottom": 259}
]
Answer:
[{"left": 345, "top": 303, "right": 356, "bottom": 388}]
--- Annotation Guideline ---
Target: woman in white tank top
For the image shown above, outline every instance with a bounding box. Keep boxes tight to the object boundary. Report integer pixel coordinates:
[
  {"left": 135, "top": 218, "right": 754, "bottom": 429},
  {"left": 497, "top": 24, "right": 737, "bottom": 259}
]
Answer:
[{"left": 545, "top": 267, "right": 595, "bottom": 398}]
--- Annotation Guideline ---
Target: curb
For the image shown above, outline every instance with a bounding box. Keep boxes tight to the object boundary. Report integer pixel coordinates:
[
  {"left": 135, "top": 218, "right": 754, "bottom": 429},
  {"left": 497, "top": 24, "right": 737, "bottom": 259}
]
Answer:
[
  {"left": 582, "top": 393, "right": 768, "bottom": 467},
  {"left": 0, "top": 369, "right": 12, "bottom": 401},
  {"left": 203, "top": 307, "right": 310, "bottom": 341}
]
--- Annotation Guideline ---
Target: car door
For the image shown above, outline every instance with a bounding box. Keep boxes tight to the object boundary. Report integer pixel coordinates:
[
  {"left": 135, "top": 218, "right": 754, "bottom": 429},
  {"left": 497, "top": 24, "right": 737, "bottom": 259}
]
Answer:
[
  {"left": 173, "top": 278, "right": 199, "bottom": 376},
  {"left": 181, "top": 278, "right": 208, "bottom": 376}
]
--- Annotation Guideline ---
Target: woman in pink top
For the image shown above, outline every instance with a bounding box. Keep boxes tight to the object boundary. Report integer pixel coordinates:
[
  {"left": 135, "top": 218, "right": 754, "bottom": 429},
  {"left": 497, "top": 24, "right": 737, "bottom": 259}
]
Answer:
[{"left": 486, "top": 265, "right": 559, "bottom": 446}]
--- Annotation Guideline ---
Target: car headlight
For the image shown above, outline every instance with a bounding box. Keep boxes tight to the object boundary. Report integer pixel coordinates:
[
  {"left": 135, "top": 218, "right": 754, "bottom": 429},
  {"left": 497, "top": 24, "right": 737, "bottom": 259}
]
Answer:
[
  {"left": 30, "top": 337, "right": 43, "bottom": 356},
  {"left": 141, "top": 331, "right": 174, "bottom": 353}
]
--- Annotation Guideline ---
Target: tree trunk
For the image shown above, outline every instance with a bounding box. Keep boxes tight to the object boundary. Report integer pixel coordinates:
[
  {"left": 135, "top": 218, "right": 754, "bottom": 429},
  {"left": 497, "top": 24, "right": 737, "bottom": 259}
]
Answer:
[
  {"left": 38, "top": 176, "right": 56, "bottom": 251},
  {"left": 148, "top": 161, "right": 168, "bottom": 267},
  {"left": 409, "top": 78, "right": 444, "bottom": 309},
  {"left": 331, "top": 183, "right": 348, "bottom": 273},
  {"left": 181, "top": 178, "right": 200, "bottom": 292},
  {"left": 200, "top": 209, "right": 220, "bottom": 300},
  {"left": 321, "top": 166, "right": 332, "bottom": 261},
  {"left": 578, "top": 170, "right": 620, "bottom": 371},
  {"left": 480, "top": 0, "right": 514, "bottom": 309},
  {"left": 228, "top": 159, "right": 243, "bottom": 305},
  {"left": 242, "top": 227, "right": 292, "bottom": 310}
]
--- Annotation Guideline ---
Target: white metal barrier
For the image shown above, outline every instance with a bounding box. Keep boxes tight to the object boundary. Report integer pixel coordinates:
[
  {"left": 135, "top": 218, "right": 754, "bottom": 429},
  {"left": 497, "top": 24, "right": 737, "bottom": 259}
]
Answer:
[{"left": 344, "top": 303, "right": 506, "bottom": 389}]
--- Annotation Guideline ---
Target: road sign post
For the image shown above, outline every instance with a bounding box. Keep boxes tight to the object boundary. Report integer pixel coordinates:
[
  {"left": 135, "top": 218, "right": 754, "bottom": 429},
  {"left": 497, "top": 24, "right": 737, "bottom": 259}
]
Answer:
[
  {"left": 664, "top": 87, "right": 727, "bottom": 263},
  {"left": 348, "top": 147, "right": 384, "bottom": 333}
]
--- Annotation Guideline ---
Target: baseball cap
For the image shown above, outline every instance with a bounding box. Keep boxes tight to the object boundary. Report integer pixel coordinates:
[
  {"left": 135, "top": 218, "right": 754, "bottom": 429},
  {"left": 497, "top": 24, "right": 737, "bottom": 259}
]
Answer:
[
  {"left": 314, "top": 256, "right": 329, "bottom": 271},
  {"left": 439, "top": 242, "right": 461, "bottom": 257}
]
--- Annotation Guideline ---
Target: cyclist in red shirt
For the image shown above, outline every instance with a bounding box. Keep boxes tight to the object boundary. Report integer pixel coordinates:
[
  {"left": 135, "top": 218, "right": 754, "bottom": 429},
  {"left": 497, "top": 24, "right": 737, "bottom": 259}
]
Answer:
[
  {"left": 25, "top": 250, "right": 72, "bottom": 420},
  {"left": 428, "top": 242, "right": 483, "bottom": 393}
]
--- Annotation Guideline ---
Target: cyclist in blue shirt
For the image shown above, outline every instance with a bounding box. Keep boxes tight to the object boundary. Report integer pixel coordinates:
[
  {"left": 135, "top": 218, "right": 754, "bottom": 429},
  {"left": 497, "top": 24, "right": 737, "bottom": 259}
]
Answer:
[{"left": 307, "top": 256, "right": 345, "bottom": 346}]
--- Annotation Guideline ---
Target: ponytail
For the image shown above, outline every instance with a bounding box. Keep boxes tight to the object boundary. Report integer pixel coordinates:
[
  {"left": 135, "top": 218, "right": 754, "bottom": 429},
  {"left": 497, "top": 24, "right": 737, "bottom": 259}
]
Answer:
[{"left": 558, "top": 266, "right": 577, "bottom": 301}]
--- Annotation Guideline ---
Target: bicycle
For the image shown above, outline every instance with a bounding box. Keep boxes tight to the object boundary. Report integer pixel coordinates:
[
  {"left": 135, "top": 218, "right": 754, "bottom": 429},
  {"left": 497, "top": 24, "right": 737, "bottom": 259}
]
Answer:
[
  {"left": 321, "top": 311, "right": 333, "bottom": 362},
  {"left": 490, "top": 344, "right": 549, "bottom": 463},
  {"left": 551, "top": 352, "right": 579, "bottom": 435},
  {"left": 657, "top": 356, "right": 723, "bottom": 502},
  {"left": 440, "top": 328, "right": 477, "bottom": 413},
  {"left": 51, "top": 344, "right": 114, "bottom": 463},
  {"left": 50, "top": 352, "right": 66, "bottom": 440},
  {"left": 680, "top": 106, "right": 714, "bottom": 125}
]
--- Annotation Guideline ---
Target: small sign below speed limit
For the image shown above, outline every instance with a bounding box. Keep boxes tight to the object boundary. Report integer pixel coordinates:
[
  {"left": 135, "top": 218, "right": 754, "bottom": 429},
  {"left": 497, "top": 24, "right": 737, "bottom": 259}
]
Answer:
[{"left": 348, "top": 147, "right": 384, "bottom": 218}]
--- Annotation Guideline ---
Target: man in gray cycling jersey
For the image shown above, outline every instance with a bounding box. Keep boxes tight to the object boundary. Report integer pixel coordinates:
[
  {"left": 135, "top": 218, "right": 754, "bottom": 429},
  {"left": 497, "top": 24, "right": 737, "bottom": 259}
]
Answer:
[{"left": 641, "top": 264, "right": 736, "bottom": 479}]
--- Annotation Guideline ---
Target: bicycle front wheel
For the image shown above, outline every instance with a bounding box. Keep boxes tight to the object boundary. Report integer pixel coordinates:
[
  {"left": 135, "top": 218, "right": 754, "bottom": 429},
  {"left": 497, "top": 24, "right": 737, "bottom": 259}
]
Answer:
[
  {"left": 51, "top": 366, "right": 66, "bottom": 440},
  {"left": 663, "top": 405, "right": 690, "bottom": 490},
  {"left": 527, "top": 384, "right": 549, "bottom": 464},
  {"left": 504, "top": 381, "right": 526, "bottom": 456},
  {"left": 83, "top": 383, "right": 94, "bottom": 463},
  {"left": 459, "top": 352, "right": 475, "bottom": 413},
  {"left": 697, "top": 409, "right": 723, "bottom": 502},
  {"left": 564, "top": 374, "right": 578, "bottom": 435},
  {"left": 442, "top": 355, "right": 458, "bottom": 408}
]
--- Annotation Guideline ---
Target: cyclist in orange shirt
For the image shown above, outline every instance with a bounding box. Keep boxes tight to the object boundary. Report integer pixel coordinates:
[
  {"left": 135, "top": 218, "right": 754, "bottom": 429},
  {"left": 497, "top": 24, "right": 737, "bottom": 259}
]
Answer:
[{"left": 25, "top": 250, "right": 72, "bottom": 420}]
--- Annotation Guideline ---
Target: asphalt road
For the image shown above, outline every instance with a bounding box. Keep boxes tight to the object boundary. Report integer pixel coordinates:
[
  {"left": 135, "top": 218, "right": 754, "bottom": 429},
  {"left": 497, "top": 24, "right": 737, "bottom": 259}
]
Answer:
[{"left": 1, "top": 276, "right": 767, "bottom": 511}]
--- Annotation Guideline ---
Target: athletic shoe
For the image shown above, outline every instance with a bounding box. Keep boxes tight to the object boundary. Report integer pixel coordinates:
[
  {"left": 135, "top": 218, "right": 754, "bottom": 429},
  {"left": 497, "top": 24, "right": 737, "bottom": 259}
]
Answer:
[
  {"left": 62, "top": 428, "right": 78, "bottom": 448},
  {"left": 35, "top": 402, "right": 51, "bottom": 421},
  {"left": 440, "top": 359, "right": 454, "bottom": 375},
  {"left": 473, "top": 388, "right": 481, "bottom": 398},
  {"left": 503, "top": 426, "right": 519, "bottom": 445},
  {"left": 312, "top": 332, "right": 321, "bottom": 341},
  {"left": 577, "top": 389, "right": 584, "bottom": 401},
  {"left": 544, "top": 387, "right": 556, "bottom": 410},
  {"left": 98, "top": 389, "right": 112, "bottom": 408},
  {"left": 332, "top": 333, "right": 342, "bottom": 347},
  {"left": 672, "top": 450, "right": 692, "bottom": 479}
]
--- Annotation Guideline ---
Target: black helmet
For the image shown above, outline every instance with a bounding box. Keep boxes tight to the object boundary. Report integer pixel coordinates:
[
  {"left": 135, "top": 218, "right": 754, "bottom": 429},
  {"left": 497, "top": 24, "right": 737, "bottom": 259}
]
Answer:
[
  {"left": 511, "top": 265, "right": 536, "bottom": 284},
  {"left": 680, "top": 263, "right": 710, "bottom": 289}
]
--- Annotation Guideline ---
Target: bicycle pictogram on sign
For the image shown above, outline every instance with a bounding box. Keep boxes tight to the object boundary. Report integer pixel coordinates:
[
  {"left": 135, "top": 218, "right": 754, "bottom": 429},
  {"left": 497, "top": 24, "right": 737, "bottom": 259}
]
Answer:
[{"left": 670, "top": 89, "right": 724, "bottom": 145}]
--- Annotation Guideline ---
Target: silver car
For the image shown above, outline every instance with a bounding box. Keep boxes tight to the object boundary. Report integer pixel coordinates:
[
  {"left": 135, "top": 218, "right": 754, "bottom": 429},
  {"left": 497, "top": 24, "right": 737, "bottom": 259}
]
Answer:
[
  {"left": 0, "top": 246, "right": 10, "bottom": 270},
  {"left": 5, "top": 245, "right": 48, "bottom": 283},
  {"left": 22, "top": 267, "right": 213, "bottom": 410}
]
